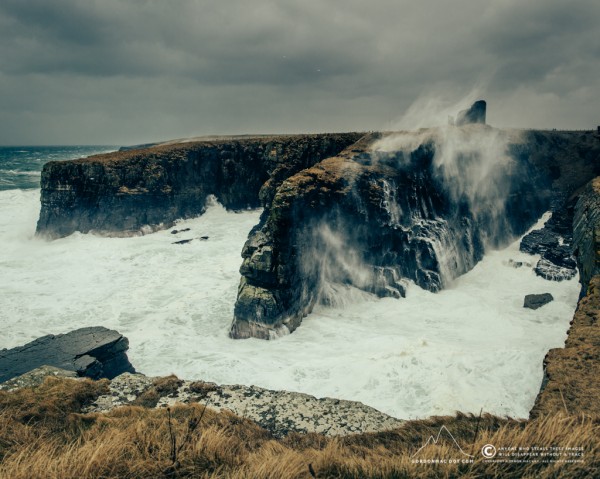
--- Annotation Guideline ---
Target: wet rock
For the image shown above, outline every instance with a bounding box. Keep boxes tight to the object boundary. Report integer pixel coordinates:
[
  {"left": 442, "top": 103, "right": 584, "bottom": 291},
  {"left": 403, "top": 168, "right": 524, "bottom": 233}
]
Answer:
[
  {"left": 231, "top": 131, "right": 550, "bottom": 339},
  {"left": 524, "top": 293, "right": 554, "bottom": 310},
  {"left": 0, "top": 327, "right": 135, "bottom": 383},
  {"left": 520, "top": 203, "right": 578, "bottom": 282},
  {"left": 172, "top": 239, "right": 193, "bottom": 245},
  {"left": 507, "top": 259, "right": 532, "bottom": 268},
  {"left": 534, "top": 259, "right": 577, "bottom": 281},
  {"left": 520, "top": 228, "right": 559, "bottom": 256}
]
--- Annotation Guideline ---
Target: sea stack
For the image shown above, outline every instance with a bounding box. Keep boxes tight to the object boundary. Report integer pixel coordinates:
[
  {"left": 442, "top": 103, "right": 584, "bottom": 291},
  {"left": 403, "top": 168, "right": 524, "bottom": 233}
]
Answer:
[{"left": 456, "top": 100, "right": 487, "bottom": 126}]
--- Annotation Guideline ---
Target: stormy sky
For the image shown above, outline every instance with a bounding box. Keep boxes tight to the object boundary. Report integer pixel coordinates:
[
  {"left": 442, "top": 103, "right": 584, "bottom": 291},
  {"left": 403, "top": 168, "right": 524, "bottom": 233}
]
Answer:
[{"left": 0, "top": 0, "right": 599, "bottom": 145}]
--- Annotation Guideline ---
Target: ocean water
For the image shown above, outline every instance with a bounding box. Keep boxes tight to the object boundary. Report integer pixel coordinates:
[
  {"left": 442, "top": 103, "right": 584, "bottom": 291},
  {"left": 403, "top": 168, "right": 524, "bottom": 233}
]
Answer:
[
  {"left": 0, "top": 147, "right": 580, "bottom": 420},
  {"left": 0, "top": 146, "right": 117, "bottom": 191}
]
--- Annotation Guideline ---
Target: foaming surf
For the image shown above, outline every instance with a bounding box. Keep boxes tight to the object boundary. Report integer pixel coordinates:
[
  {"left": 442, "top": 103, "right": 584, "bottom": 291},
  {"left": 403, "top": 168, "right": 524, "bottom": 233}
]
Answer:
[{"left": 0, "top": 190, "right": 579, "bottom": 420}]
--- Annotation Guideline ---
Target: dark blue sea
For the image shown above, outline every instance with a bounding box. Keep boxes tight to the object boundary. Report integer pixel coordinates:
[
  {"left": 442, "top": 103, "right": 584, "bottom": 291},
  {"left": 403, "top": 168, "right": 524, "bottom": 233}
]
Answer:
[{"left": 0, "top": 146, "right": 117, "bottom": 191}]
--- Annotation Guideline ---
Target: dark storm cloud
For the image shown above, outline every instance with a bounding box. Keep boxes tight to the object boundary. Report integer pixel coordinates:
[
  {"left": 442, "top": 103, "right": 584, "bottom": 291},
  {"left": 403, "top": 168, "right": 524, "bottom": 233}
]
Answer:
[
  {"left": 0, "top": 0, "right": 598, "bottom": 144},
  {"left": 0, "top": 0, "right": 375, "bottom": 85},
  {"left": 478, "top": 0, "right": 600, "bottom": 90}
]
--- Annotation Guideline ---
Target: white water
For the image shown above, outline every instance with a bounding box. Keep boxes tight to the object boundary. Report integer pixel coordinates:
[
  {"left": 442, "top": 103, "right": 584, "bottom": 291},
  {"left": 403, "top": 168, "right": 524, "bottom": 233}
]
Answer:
[{"left": 0, "top": 189, "right": 579, "bottom": 420}]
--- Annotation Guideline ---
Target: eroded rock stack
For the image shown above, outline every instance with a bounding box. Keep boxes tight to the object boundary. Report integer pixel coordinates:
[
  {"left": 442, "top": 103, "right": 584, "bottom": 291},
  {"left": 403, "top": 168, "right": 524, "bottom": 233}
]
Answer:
[{"left": 455, "top": 99, "right": 486, "bottom": 126}]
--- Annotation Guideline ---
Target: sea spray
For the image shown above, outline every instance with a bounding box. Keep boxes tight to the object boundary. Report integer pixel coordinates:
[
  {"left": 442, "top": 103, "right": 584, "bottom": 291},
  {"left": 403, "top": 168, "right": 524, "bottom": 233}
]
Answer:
[{"left": 0, "top": 190, "right": 580, "bottom": 419}]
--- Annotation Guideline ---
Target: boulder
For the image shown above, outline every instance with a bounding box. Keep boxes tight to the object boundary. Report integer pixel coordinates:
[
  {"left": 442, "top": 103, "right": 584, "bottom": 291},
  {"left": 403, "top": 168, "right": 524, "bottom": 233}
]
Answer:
[
  {"left": 524, "top": 293, "right": 554, "bottom": 310},
  {"left": 0, "top": 327, "right": 135, "bottom": 383}
]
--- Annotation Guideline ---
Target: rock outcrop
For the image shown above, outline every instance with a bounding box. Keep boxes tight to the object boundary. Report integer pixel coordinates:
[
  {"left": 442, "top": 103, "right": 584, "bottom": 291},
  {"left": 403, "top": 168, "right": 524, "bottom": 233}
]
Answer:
[
  {"left": 0, "top": 327, "right": 134, "bottom": 382},
  {"left": 520, "top": 204, "right": 578, "bottom": 281},
  {"left": 231, "top": 128, "right": 600, "bottom": 339},
  {"left": 34, "top": 120, "right": 600, "bottom": 339},
  {"left": 36, "top": 133, "right": 363, "bottom": 238},
  {"left": 1, "top": 366, "right": 403, "bottom": 437},
  {"left": 530, "top": 275, "right": 600, "bottom": 418},
  {"left": 455, "top": 100, "right": 486, "bottom": 126},
  {"left": 230, "top": 128, "right": 556, "bottom": 339},
  {"left": 573, "top": 177, "right": 600, "bottom": 295},
  {"left": 82, "top": 372, "right": 403, "bottom": 437}
]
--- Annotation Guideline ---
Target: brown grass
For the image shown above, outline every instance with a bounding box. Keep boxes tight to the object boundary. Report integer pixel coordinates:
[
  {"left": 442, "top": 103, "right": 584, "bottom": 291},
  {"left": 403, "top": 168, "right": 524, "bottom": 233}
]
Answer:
[
  {"left": 530, "top": 275, "right": 600, "bottom": 419},
  {"left": 1, "top": 377, "right": 598, "bottom": 478}
]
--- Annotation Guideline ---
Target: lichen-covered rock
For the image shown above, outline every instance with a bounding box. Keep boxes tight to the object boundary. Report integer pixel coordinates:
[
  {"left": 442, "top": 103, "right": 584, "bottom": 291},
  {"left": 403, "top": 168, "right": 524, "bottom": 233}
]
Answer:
[{"left": 84, "top": 373, "right": 404, "bottom": 437}]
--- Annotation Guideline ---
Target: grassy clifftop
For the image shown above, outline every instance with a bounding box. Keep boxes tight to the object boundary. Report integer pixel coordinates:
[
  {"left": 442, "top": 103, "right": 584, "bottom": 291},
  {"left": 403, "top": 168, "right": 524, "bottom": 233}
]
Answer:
[{"left": 1, "top": 374, "right": 598, "bottom": 478}]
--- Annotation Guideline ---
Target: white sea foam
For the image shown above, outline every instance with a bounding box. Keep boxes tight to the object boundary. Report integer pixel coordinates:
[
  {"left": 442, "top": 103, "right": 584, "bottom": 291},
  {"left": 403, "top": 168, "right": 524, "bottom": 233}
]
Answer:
[{"left": 0, "top": 190, "right": 579, "bottom": 420}]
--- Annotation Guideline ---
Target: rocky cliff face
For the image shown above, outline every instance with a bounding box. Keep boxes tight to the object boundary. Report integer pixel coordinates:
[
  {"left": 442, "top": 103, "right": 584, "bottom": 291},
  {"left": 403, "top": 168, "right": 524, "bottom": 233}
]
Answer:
[
  {"left": 518, "top": 131, "right": 600, "bottom": 284},
  {"left": 530, "top": 274, "right": 600, "bottom": 418},
  {"left": 35, "top": 123, "right": 600, "bottom": 341},
  {"left": 36, "top": 134, "right": 364, "bottom": 238},
  {"left": 573, "top": 177, "right": 600, "bottom": 295},
  {"left": 231, "top": 126, "right": 593, "bottom": 339}
]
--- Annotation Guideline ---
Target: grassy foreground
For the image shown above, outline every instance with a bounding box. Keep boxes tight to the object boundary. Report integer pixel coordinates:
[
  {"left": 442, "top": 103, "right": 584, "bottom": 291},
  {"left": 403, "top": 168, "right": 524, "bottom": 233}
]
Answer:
[{"left": 0, "top": 376, "right": 598, "bottom": 478}]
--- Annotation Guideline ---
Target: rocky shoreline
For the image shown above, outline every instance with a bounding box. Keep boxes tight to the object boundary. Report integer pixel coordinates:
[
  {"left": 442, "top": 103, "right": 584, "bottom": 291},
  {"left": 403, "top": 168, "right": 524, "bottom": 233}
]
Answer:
[{"left": 5, "top": 117, "right": 599, "bottom": 439}]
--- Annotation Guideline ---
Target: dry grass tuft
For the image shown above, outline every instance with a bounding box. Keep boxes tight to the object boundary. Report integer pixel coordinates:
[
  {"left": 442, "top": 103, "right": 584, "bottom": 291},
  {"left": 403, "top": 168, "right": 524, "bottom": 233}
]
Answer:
[{"left": 1, "top": 377, "right": 598, "bottom": 478}]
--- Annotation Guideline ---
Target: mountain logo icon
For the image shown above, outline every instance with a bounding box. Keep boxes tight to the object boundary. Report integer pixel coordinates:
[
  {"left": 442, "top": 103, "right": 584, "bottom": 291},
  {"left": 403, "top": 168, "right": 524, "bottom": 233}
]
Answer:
[{"left": 411, "top": 425, "right": 475, "bottom": 459}]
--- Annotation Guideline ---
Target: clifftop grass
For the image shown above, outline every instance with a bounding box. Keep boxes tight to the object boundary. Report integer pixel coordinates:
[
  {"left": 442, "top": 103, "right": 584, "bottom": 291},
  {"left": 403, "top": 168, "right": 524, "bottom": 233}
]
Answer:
[{"left": 1, "top": 376, "right": 598, "bottom": 478}]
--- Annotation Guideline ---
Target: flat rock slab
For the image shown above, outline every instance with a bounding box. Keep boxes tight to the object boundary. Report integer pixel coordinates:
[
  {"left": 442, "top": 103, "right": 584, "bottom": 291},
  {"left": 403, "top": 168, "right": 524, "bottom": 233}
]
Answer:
[
  {"left": 0, "top": 326, "right": 135, "bottom": 383},
  {"left": 86, "top": 373, "right": 404, "bottom": 437},
  {"left": 524, "top": 293, "right": 554, "bottom": 310}
]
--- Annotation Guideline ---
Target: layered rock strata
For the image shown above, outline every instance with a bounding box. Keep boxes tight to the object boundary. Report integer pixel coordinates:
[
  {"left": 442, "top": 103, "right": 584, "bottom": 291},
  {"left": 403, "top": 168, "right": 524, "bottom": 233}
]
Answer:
[
  {"left": 36, "top": 133, "right": 363, "bottom": 238},
  {"left": 34, "top": 124, "right": 600, "bottom": 339},
  {"left": 0, "top": 327, "right": 134, "bottom": 382},
  {"left": 573, "top": 177, "right": 600, "bottom": 295},
  {"left": 231, "top": 128, "right": 600, "bottom": 339}
]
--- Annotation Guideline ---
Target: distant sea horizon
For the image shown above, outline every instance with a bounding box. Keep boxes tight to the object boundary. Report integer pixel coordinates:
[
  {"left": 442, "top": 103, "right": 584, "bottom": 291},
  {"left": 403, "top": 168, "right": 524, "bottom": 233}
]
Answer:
[{"left": 0, "top": 145, "right": 118, "bottom": 191}]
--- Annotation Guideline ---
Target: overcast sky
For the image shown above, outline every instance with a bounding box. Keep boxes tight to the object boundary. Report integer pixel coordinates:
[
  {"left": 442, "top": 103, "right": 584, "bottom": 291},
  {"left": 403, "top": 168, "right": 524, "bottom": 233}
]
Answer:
[{"left": 0, "top": 0, "right": 599, "bottom": 145}]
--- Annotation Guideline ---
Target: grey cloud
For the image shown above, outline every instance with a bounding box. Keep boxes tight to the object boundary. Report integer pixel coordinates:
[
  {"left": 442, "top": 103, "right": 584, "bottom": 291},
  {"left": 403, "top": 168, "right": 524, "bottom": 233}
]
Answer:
[{"left": 0, "top": 0, "right": 598, "bottom": 144}]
